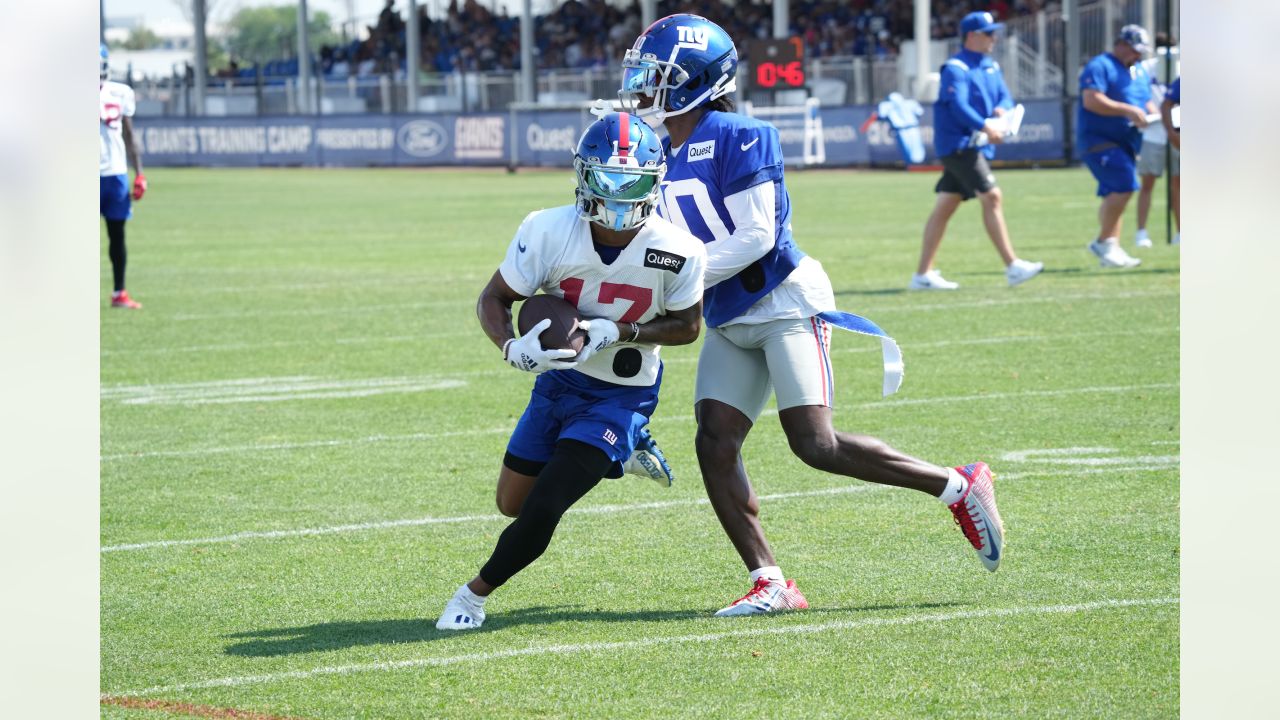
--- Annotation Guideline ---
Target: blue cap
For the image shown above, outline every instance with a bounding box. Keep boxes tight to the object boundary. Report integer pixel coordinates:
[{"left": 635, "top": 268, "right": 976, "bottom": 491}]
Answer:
[
  {"left": 959, "top": 11, "right": 1004, "bottom": 37},
  {"left": 1117, "top": 24, "right": 1152, "bottom": 54}
]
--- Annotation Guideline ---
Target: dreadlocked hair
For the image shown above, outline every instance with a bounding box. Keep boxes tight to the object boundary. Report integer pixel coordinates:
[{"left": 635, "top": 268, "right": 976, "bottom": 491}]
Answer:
[{"left": 707, "top": 95, "right": 736, "bottom": 113}]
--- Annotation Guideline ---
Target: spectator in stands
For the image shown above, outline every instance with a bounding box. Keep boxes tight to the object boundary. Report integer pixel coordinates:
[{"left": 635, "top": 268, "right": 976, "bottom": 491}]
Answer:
[
  {"left": 1078, "top": 24, "right": 1156, "bottom": 270},
  {"left": 912, "top": 11, "right": 1044, "bottom": 290},
  {"left": 1134, "top": 32, "right": 1178, "bottom": 248}
]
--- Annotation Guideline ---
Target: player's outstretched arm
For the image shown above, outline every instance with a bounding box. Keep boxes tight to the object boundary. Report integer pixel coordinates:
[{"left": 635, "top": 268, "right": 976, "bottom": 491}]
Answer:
[{"left": 476, "top": 269, "right": 526, "bottom": 350}]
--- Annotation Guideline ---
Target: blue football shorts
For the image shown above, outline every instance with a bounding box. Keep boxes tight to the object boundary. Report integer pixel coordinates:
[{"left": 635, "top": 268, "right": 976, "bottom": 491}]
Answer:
[
  {"left": 100, "top": 174, "right": 132, "bottom": 220},
  {"left": 506, "top": 366, "right": 662, "bottom": 475},
  {"left": 1083, "top": 146, "right": 1140, "bottom": 197}
]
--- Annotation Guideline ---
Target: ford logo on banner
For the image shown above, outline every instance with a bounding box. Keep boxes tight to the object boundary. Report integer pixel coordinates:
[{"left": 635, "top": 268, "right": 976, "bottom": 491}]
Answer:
[{"left": 397, "top": 119, "right": 447, "bottom": 157}]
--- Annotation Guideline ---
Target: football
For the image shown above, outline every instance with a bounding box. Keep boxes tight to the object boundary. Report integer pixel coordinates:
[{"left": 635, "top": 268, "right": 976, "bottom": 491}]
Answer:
[{"left": 517, "top": 294, "right": 587, "bottom": 355}]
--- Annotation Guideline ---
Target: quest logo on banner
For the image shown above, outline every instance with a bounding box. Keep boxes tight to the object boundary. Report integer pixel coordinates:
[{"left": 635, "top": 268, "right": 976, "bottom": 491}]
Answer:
[
  {"left": 527, "top": 123, "right": 578, "bottom": 152},
  {"left": 455, "top": 116, "right": 505, "bottom": 159},
  {"left": 397, "top": 119, "right": 447, "bottom": 157}
]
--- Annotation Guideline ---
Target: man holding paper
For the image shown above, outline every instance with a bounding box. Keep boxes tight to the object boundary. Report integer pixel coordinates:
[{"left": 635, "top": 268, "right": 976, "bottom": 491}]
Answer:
[
  {"left": 1078, "top": 24, "right": 1157, "bottom": 269},
  {"left": 911, "top": 11, "right": 1043, "bottom": 290}
]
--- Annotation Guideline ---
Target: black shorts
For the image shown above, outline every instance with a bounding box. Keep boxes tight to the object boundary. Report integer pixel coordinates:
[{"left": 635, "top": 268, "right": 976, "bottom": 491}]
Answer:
[{"left": 936, "top": 148, "right": 997, "bottom": 200}]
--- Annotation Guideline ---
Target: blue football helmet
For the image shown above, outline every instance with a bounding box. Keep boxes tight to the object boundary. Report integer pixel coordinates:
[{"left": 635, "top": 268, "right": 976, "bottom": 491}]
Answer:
[
  {"left": 619, "top": 13, "right": 738, "bottom": 129},
  {"left": 100, "top": 43, "right": 109, "bottom": 81},
  {"left": 573, "top": 112, "right": 665, "bottom": 231}
]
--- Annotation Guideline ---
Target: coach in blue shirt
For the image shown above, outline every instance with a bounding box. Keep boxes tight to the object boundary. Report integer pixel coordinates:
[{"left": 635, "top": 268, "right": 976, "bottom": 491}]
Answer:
[
  {"left": 913, "top": 11, "right": 1042, "bottom": 290},
  {"left": 1078, "top": 24, "right": 1157, "bottom": 269}
]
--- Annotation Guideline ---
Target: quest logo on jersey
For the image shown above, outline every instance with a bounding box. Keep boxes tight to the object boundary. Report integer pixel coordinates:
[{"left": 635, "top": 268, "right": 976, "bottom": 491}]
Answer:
[
  {"left": 644, "top": 249, "right": 687, "bottom": 274},
  {"left": 687, "top": 140, "right": 715, "bottom": 162}
]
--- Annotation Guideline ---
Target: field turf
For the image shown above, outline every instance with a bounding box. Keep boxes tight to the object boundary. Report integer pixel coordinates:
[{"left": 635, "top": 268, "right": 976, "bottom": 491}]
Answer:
[{"left": 101, "top": 166, "right": 1179, "bottom": 719}]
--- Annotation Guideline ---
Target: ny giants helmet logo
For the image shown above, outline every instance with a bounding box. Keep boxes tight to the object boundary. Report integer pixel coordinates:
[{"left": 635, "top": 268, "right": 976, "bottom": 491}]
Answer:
[{"left": 676, "top": 26, "right": 709, "bottom": 50}]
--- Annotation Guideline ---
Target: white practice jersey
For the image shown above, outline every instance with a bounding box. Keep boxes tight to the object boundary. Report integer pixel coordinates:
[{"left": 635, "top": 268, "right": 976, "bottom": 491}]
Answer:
[
  {"left": 500, "top": 205, "right": 707, "bottom": 387},
  {"left": 100, "top": 81, "right": 136, "bottom": 177}
]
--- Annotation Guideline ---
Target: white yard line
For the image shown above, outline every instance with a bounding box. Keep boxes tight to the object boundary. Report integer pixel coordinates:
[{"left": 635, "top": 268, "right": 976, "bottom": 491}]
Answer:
[
  {"left": 100, "top": 462, "right": 1177, "bottom": 553},
  {"left": 112, "top": 597, "right": 1179, "bottom": 697},
  {"left": 102, "top": 376, "right": 467, "bottom": 406}
]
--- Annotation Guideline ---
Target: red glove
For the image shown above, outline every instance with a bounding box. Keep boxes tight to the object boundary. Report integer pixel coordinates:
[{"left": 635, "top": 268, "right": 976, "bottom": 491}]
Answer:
[{"left": 132, "top": 174, "right": 147, "bottom": 201}]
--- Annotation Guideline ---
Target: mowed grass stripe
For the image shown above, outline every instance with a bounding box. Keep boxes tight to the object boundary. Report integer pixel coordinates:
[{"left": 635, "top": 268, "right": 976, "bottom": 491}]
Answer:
[
  {"left": 101, "top": 324, "right": 1177, "bottom": 360},
  {"left": 101, "top": 460, "right": 1177, "bottom": 553},
  {"left": 113, "top": 597, "right": 1179, "bottom": 697},
  {"left": 101, "top": 382, "right": 1175, "bottom": 460}
]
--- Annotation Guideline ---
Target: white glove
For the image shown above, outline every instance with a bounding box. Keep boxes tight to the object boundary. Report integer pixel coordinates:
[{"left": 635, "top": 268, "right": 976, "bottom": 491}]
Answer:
[
  {"left": 575, "top": 318, "right": 622, "bottom": 362},
  {"left": 503, "top": 318, "right": 578, "bottom": 373}
]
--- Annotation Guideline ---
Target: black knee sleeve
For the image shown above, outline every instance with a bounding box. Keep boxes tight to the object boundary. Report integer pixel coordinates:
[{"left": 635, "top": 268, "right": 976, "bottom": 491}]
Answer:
[
  {"left": 479, "top": 440, "right": 610, "bottom": 588},
  {"left": 106, "top": 219, "right": 127, "bottom": 292}
]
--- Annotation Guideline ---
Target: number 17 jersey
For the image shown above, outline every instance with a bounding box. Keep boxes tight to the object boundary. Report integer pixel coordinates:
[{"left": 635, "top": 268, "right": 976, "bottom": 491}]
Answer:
[{"left": 499, "top": 206, "right": 707, "bottom": 387}]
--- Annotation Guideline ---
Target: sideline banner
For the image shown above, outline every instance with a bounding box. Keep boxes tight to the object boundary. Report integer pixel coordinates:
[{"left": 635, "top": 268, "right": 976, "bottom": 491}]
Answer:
[{"left": 138, "top": 100, "right": 1066, "bottom": 168}]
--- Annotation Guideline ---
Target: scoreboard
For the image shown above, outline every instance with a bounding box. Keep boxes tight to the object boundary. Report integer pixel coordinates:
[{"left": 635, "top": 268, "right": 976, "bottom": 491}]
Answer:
[{"left": 747, "top": 38, "right": 806, "bottom": 91}]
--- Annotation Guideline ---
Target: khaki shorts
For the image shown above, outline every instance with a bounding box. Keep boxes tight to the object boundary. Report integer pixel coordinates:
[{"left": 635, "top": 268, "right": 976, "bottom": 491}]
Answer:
[
  {"left": 694, "top": 317, "right": 834, "bottom": 421},
  {"left": 1138, "top": 139, "right": 1180, "bottom": 177}
]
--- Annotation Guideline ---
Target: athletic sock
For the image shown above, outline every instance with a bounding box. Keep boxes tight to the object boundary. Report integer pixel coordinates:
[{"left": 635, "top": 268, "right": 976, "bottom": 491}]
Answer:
[
  {"left": 459, "top": 584, "right": 487, "bottom": 605},
  {"left": 750, "top": 566, "right": 785, "bottom": 584},
  {"left": 937, "top": 468, "right": 969, "bottom": 505},
  {"left": 1135, "top": 228, "right": 1150, "bottom": 241}
]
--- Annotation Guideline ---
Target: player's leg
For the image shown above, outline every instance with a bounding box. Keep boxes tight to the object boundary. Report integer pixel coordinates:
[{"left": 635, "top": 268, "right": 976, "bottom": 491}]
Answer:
[
  {"left": 438, "top": 439, "right": 610, "bottom": 630},
  {"left": 101, "top": 174, "right": 141, "bottom": 308},
  {"left": 495, "top": 456, "right": 541, "bottom": 518},
  {"left": 911, "top": 158, "right": 967, "bottom": 290},
  {"left": 765, "top": 317, "right": 1004, "bottom": 571},
  {"left": 694, "top": 326, "right": 808, "bottom": 615}
]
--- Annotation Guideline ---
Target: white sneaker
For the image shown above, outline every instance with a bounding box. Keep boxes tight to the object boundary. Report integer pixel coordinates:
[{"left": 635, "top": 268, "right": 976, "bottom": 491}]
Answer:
[
  {"left": 1087, "top": 240, "right": 1141, "bottom": 269},
  {"left": 1005, "top": 259, "right": 1044, "bottom": 287},
  {"left": 909, "top": 269, "right": 959, "bottom": 290},
  {"left": 436, "top": 587, "right": 486, "bottom": 630},
  {"left": 1134, "top": 229, "right": 1152, "bottom": 248}
]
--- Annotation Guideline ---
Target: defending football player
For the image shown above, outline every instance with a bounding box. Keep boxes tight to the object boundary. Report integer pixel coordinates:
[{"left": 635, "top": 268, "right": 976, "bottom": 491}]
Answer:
[
  {"left": 100, "top": 44, "right": 147, "bottom": 309},
  {"left": 619, "top": 15, "right": 1006, "bottom": 617},
  {"left": 436, "top": 112, "right": 707, "bottom": 630}
]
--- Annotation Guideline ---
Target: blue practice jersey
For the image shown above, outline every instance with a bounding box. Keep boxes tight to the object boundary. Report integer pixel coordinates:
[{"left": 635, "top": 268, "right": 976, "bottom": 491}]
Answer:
[
  {"left": 656, "top": 110, "right": 805, "bottom": 328},
  {"left": 1077, "top": 52, "right": 1152, "bottom": 155},
  {"left": 933, "top": 48, "right": 1014, "bottom": 159}
]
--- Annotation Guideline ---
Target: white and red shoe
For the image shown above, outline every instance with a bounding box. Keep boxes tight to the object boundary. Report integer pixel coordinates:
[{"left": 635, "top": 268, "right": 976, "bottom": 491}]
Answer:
[
  {"left": 714, "top": 578, "right": 809, "bottom": 617},
  {"left": 949, "top": 462, "right": 1005, "bottom": 572},
  {"left": 110, "top": 290, "right": 142, "bottom": 309}
]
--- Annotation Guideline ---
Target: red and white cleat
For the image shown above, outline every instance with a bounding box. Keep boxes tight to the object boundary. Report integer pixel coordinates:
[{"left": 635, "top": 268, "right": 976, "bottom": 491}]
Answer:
[
  {"left": 110, "top": 290, "right": 142, "bottom": 309},
  {"left": 949, "top": 462, "right": 1005, "bottom": 572},
  {"left": 714, "top": 578, "right": 809, "bottom": 617}
]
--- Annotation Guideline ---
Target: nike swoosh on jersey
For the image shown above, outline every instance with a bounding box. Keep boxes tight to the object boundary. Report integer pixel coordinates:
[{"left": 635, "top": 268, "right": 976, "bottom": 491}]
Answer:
[
  {"left": 740, "top": 138, "right": 760, "bottom": 151},
  {"left": 518, "top": 240, "right": 527, "bottom": 252}
]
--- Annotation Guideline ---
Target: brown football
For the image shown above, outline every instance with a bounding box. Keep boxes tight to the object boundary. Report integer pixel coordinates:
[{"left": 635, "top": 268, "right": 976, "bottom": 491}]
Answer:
[{"left": 517, "top": 294, "right": 588, "bottom": 355}]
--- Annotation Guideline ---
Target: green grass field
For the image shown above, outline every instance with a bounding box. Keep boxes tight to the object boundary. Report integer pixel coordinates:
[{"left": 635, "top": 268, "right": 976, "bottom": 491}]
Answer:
[{"left": 100, "top": 166, "right": 1179, "bottom": 719}]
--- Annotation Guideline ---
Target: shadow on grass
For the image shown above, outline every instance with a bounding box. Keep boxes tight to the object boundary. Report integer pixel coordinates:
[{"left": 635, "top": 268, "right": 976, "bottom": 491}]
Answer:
[{"left": 224, "top": 600, "right": 965, "bottom": 656}]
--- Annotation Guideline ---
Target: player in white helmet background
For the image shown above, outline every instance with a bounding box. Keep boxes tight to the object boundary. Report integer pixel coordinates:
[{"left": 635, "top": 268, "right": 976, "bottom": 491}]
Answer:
[
  {"left": 437, "top": 111, "right": 707, "bottom": 630},
  {"left": 99, "top": 44, "right": 147, "bottom": 309},
  {"left": 619, "top": 14, "right": 1007, "bottom": 617}
]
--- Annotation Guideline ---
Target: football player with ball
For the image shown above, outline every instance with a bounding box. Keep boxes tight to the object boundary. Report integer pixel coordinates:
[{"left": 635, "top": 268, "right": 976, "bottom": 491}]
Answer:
[{"left": 437, "top": 111, "right": 707, "bottom": 630}]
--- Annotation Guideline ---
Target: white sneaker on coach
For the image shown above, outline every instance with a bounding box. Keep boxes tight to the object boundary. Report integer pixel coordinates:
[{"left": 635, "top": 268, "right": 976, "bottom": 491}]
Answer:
[
  {"left": 1005, "top": 259, "right": 1044, "bottom": 287},
  {"left": 1087, "top": 239, "right": 1141, "bottom": 269},
  {"left": 909, "top": 269, "right": 960, "bottom": 290},
  {"left": 1134, "top": 229, "right": 1153, "bottom": 248},
  {"left": 436, "top": 588, "right": 486, "bottom": 630}
]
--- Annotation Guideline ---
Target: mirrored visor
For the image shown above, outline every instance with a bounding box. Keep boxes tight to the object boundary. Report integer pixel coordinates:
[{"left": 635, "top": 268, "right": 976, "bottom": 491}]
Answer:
[
  {"left": 586, "top": 166, "right": 657, "bottom": 201},
  {"left": 621, "top": 62, "right": 658, "bottom": 95}
]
